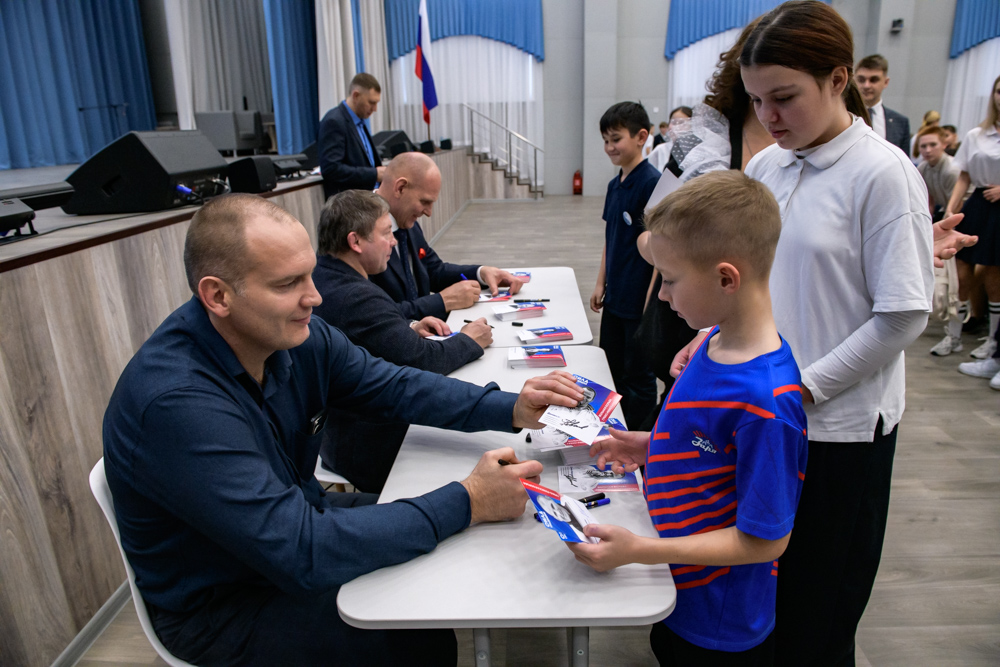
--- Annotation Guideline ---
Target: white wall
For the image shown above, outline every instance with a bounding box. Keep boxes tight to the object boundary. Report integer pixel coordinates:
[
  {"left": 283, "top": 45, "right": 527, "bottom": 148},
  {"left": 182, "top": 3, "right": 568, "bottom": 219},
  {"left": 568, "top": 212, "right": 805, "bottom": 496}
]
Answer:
[
  {"left": 542, "top": 0, "right": 585, "bottom": 195},
  {"left": 544, "top": 0, "right": 958, "bottom": 193}
]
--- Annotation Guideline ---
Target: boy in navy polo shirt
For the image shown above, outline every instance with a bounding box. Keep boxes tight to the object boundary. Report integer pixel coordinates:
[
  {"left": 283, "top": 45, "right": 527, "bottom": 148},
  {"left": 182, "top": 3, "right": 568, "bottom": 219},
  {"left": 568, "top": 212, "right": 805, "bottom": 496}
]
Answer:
[
  {"left": 590, "top": 101, "right": 661, "bottom": 428},
  {"left": 572, "top": 171, "right": 808, "bottom": 664}
]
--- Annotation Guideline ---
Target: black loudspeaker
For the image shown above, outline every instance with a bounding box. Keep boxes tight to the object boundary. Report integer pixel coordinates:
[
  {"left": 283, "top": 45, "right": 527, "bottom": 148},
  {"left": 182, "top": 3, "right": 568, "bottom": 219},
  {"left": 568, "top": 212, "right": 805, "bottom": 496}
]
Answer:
[
  {"left": 372, "top": 130, "right": 414, "bottom": 160},
  {"left": 419, "top": 140, "right": 435, "bottom": 154},
  {"left": 61, "top": 131, "right": 228, "bottom": 215},
  {"left": 300, "top": 141, "right": 319, "bottom": 170},
  {"left": 0, "top": 182, "right": 74, "bottom": 211},
  {"left": 228, "top": 156, "right": 276, "bottom": 194},
  {"left": 440, "top": 138, "right": 453, "bottom": 150}
]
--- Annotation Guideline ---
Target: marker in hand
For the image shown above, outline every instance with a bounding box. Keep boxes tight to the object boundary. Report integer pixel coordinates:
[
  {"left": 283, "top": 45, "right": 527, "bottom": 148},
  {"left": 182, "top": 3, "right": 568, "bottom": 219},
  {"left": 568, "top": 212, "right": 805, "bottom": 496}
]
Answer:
[{"left": 498, "top": 459, "right": 511, "bottom": 467}]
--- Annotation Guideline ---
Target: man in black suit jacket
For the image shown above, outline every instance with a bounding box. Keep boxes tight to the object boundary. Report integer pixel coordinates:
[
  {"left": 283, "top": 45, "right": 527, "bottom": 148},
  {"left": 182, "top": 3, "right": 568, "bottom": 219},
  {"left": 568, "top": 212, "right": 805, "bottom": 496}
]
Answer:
[
  {"left": 856, "top": 54, "right": 911, "bottom": 155},
  {"left": 318, "top": 73, "right": 386, "bottom": 200},
  {"left": 313, "top": 190, "right": 494, "bottom": 491},
  {"left": 371, "top": 152, "right": 525, "bottom": 320}
]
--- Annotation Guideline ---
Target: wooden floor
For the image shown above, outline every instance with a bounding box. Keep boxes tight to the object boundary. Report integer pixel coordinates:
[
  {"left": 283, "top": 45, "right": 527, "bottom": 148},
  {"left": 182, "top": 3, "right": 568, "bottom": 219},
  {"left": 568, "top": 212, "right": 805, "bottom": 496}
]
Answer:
[{"left": 80, "top": 196, "right": 999, "bottom": 666}]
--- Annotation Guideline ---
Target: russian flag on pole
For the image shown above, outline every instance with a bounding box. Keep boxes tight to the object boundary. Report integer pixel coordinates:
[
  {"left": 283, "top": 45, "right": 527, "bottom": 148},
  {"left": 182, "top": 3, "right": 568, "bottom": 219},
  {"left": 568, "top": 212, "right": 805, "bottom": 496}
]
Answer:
[{"left": 415, "top": 0, "right": 438, "bottom": 125}]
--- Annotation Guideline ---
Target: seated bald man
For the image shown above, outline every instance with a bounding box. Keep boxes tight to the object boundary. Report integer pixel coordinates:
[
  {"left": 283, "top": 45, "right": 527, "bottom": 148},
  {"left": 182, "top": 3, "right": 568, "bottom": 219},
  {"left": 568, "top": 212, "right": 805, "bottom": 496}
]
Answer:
[
  {"left": 370, "top": 152, "right": 524, "bottom": 320},
  {"left": 102, "top": 193, "right": 583, "bottom": 666}
]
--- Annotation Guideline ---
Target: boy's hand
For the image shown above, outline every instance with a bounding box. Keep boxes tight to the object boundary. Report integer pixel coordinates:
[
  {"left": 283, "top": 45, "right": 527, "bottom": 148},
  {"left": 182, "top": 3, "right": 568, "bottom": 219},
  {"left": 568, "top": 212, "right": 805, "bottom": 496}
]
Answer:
[
  {"left": 932, "top": 213, "right": 976, "bottom": 268},
  {"left": 567, "top": 524, "right": 642, "bottom": 572},
  {"left": 590, "top": 284, "right": 605, "bottom": 313},
  {"left": 590, "top": 428, "right": 648, "bottom": 473},
  {"left": 670, "top": 330, "right": 709, "bottom": 378}
]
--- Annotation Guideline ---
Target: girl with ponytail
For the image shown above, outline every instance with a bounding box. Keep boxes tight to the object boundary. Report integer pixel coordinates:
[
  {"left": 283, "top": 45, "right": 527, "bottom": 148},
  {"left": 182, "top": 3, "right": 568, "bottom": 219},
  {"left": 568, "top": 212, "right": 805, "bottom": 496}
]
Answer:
[
  {"left": 671, "top": 2, "right": 935, "bottom": 664},
  {"left": 739, "top": 2, "right": 934, "bottom": 664}
]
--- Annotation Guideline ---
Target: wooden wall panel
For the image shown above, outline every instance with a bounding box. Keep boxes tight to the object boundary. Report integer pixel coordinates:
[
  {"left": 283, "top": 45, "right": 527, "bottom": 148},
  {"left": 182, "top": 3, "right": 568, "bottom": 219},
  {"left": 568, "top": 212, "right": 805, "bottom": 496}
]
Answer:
[{"left": 0, "top": 151, "right": 532, "bottom": 665}]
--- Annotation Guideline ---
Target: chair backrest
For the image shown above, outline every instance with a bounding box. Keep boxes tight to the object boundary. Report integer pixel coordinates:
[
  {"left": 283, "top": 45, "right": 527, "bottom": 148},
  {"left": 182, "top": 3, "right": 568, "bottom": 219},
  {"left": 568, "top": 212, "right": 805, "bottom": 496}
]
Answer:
[{"left": 89, "top": 458, "right": 196, "bottom": 667}]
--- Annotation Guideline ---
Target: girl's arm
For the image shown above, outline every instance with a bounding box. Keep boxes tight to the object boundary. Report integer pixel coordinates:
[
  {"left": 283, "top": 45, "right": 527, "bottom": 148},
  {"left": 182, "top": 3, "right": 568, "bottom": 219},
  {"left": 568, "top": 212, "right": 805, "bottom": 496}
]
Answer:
[
  {"left": 568, "top": 524, "right": 789, "bottom": 572},
  {"left": 799, "top": 310, "right": 926, "bottom": 404},
  {"left": 945, "top": 171, "right": 971, "bottom": 217}
]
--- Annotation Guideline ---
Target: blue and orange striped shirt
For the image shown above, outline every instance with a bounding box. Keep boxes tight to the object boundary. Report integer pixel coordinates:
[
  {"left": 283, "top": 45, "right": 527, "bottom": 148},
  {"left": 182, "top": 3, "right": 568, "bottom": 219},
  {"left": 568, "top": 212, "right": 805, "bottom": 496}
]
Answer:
[{"left": 647, "top": 328, "right": 807, "bottom": 652}]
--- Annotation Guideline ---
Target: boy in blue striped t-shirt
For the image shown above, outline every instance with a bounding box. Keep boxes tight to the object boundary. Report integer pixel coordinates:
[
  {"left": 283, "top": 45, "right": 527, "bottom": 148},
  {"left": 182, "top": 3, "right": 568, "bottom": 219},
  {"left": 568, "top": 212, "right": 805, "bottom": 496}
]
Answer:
[{"left": 570, "top": 170, "right": 807, "bottom": 664}]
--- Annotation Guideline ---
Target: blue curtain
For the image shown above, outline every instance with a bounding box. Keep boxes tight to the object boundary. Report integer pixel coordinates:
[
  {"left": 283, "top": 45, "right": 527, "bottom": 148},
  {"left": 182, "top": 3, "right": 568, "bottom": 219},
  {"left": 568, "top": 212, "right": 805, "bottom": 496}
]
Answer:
[
  {"left": 385, "top": 0, "right": 544, "bottom": 62},
  {"left": 350, "top": 0, "right": 366, "bottom": 72},
  {"left": 263, "top": 0, "right": 318, "bottom": 155},
  {"left": 950, "top": 0, "right": 1000, "bottom": 58},
  {"left": 664, "top": 0, "right": 829, "bottom": 60},
  {"left": 0, "top": 0, "right": 155, "bottom": 170}
]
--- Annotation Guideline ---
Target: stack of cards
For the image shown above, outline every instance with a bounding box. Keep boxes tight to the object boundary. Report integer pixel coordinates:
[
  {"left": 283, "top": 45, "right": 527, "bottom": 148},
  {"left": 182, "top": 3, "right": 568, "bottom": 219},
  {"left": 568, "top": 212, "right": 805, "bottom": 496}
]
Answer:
[
  {"left": 539, "top": 375, "right": 622, "bottom": 445},
  {"left": 507, "top": 346, "right": 567, "bottom": 368},
  {"left": 424, "top": 332, "right": 459, "bottom": 341},
  {"left": 478, "top": 292, "right": 510, "bottom": 302},
  {"left": 521, "top": 480, "right": 599, "bottom": 544},
  {"left": 511, "top": 271, "right": 531, "bottom": 283},
  {"left": 493, "top": 302, "right": 546, "bottom": 321},
  {"left": 517, "top": 326, "right": 573, "bottom": 343}
]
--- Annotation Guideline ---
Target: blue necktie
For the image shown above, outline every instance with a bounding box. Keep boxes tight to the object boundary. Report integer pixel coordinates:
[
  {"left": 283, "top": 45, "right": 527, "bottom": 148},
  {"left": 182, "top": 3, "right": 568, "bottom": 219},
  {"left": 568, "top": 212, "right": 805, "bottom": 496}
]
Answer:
[{"left": 394, "top": 229, "right": 419, "bottom": 301}]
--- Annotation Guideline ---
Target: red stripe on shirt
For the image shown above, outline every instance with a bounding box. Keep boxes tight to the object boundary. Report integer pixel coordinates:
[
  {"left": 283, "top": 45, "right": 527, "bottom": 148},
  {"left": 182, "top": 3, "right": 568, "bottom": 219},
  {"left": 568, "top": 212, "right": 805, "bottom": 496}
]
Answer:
[
  {"left": 798, "top": 471, "right": 805, "bottom": 481},
  {"left": 648, "top": 451, "right": 699, "bottom": 463},
  {"left": 675, "top": 566, "right": 731, "bottom": 590},
  {"left": 664, "top": 400, "right": 775, "bottom": 420},
  {"left": 773, "top": 384, "right": 802, "bottom": 397},
  {"left": 671, "top": 564, "right": 706, "bottom": 576},
  {"left": 646, "top": 474, "right": 736, "bottom": 501},
  {"left": 649, "top": 486, "right": 736, "bottom": 516},
  {"left": 653, "top": 431, "right": 670, "bottom": 440},
  {"left": 771, "top": 569, "right": 778, "bottom": 576},
  {"left": 646, "top": 465, "right": 736, "bottom": 486},
  {"left": 691, "top": 516, "right": 737, "bottom": 534},
  {"left": 724, "top": 444, "right": 736, "bottom": 454},
  {"left": 654, "top": 501, "right": 737, "bottom": 531}
]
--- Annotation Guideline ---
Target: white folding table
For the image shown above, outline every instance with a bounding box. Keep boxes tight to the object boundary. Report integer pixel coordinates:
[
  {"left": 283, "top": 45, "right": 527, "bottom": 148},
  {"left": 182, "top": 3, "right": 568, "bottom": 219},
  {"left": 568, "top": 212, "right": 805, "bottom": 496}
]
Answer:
[
  {"left": 338, "top": 347, "right": 675, "bottom": 666},
  {"left": 445, "top": 266, "right": 594, "bottom": 347}
]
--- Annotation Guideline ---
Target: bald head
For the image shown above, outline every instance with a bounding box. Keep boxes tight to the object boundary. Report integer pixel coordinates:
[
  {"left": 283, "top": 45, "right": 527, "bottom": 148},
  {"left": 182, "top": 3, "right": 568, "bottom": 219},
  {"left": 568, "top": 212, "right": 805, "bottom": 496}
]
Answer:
[
  {"left": 377, "top": 152, "right": 442, "bottom": 229},
  {"left": 184, "top": 193, "right": 299, "bottom": 294}
]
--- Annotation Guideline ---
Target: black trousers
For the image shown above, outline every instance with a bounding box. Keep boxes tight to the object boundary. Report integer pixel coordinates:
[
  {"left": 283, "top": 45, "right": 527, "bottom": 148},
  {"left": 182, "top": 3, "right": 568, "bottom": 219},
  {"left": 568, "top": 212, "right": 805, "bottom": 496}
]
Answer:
[
  {"left": 650, "top": 623, "right": 775, "bottom": 666},
  {"left": 600, "top": 310, "right": 658, "bottom": 428},
  {"left": 774, "top": 421, "right": 898, "bottom": 666},
  {"left": 151, "top": 494, "right": 457, "bottom": 667}
]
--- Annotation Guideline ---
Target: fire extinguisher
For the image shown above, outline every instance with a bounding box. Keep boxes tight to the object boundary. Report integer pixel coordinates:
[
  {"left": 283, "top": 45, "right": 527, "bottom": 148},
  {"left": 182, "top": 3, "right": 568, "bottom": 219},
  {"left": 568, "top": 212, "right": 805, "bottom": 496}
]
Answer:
[{"left": 572, "top": 170, "right": 583, "bottom": 195}]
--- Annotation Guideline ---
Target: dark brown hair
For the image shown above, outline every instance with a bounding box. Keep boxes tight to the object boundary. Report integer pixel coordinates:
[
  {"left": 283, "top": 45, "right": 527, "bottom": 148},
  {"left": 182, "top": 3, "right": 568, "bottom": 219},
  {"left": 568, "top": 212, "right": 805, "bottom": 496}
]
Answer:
[
  {"left": 857, "top": 54, "right": 889, "bottom": 74},
  {"left": 739, "top": 1, "right": 870, "bottom": 127},
  {"left": 704, "top": 18, "right": 762, "bottom": 125},
  {"left": 350, "top": 72, "right": 381, "bottom": 93},
  {"left": 318, "top": 190, "right": 390, "bottom": 256},
  {"left": 646, "top": 170, "right": 781, "bottom": 278}
]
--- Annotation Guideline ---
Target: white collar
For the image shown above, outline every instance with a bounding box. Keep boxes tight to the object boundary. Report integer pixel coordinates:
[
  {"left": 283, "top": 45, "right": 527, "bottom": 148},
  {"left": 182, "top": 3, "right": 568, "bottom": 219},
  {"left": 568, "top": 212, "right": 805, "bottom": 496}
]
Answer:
[{"left": 777, "top": 116, "right": 871, "bottom": 170}]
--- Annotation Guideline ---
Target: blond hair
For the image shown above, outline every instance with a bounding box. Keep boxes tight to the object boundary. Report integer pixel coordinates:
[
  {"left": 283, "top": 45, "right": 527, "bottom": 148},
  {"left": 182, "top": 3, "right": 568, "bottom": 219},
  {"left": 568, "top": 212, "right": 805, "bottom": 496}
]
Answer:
[
  {"left": 645, "top": 170, "right": 781, "bottom": 278},
  {"left": 980, "top": 74, "right": 1000, "bottom": 131}
]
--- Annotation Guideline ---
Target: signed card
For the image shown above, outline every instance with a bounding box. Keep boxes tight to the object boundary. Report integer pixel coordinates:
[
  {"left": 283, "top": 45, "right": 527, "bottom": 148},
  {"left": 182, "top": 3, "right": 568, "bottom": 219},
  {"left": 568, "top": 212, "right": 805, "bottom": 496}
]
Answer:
[
  {"left": 478, "top": 292, "right": 511, "bottom": 302},
  {"left": 521, "top": 479, "right": 599, "bottom": 544},
  {"left": 558, "top": 465, "right": 640, "bottom": 494},
  {"left": 539, "top": 375, "right": 622, "bottom": 444}
]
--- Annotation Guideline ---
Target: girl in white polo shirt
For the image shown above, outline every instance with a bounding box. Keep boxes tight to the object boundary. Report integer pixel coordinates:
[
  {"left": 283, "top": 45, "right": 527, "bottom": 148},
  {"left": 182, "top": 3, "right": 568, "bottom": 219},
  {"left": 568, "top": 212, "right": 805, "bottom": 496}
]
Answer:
[
  {"left": 734, "top": 2, "right": 934, "bottom": 664},
  {"left": 946, "top": 74, "right": 1000, "bottom": 367}
]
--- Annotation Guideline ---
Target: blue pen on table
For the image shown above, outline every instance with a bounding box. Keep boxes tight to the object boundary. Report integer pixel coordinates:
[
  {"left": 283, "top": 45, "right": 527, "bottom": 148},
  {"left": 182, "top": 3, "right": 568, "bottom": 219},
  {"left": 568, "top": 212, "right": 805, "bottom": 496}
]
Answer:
[{"left": 584, "top": 498, "right": 610, "bottom": 509}]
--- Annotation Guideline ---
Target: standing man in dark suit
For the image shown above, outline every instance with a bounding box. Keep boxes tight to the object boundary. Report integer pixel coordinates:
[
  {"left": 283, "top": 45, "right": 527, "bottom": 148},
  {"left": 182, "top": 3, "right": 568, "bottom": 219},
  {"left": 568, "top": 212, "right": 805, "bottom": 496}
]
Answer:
[
  {"left": 371, "top": 152, "right": 525, "bottom": 320},
  {"left": 318, "top": 73, "right": 385, "bottom": 200},
  {"left": 312, "top": 190, "right": 494, "bottom": 491},
  {"left": 856, "top": 54, "right": 911, "bottom": 155}
]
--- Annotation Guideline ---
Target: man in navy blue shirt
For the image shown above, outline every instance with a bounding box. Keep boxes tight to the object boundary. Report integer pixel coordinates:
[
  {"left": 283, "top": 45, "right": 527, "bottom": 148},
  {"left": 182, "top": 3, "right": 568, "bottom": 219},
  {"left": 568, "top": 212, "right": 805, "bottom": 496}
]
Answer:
[{"left": 102, "top": 193, "right": 583, "bottom": 666}]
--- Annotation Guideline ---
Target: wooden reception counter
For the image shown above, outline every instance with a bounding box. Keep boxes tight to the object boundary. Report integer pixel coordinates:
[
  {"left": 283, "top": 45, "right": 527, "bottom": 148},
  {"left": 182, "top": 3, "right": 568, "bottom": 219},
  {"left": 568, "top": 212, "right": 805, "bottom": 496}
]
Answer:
[{"left": 0, "top": 147, "right": 531, "bottom": 666}]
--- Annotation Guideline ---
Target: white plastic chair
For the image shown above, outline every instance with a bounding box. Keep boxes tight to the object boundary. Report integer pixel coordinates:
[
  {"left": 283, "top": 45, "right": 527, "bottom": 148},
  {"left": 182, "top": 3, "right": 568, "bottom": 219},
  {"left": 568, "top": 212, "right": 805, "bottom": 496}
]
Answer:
[
  {"left": 314, "top": 458, "right": 351, "bottom": 493},
  {"left": 89, "top": 458, "right": 196, "bottom": 667}
]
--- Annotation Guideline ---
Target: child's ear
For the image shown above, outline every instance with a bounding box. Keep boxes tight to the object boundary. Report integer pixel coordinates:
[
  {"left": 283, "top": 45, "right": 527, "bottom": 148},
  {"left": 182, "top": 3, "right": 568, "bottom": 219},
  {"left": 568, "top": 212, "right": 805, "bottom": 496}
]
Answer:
[
  {"left": 717, "top": 262, "right": 741, "bottom": 293},
  {"left": 637, "top": 128, "right": 649, "bottom": 143}
]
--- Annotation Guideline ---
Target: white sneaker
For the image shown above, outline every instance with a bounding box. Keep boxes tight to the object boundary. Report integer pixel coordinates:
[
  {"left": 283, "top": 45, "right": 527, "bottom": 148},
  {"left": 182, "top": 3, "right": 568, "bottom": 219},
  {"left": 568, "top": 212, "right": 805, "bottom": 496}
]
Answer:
[
  {"left": 930, "top": 335, "right": 963, "bottom": 356},
  {"left": 958, "top": 357, "right": 1000, "bottom": 378},
  {"left": 990, "top": 371, "right": 1000, "bottom": 391},
  {"left": 970, "top": 338, "right": 998, "bottom": 359}
]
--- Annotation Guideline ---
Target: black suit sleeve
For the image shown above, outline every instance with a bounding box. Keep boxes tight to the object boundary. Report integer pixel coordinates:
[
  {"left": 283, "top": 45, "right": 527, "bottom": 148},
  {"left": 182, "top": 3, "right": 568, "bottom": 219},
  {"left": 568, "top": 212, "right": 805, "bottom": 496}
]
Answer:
[
  {"left": 318, "top": 108, "right": 378, "bottom": 193},
  {"left": 336, "top": 283, "right": 483, "bottom": 374},
  {"left": 410, "top": 224, "right": 481, "bottom": 293}
]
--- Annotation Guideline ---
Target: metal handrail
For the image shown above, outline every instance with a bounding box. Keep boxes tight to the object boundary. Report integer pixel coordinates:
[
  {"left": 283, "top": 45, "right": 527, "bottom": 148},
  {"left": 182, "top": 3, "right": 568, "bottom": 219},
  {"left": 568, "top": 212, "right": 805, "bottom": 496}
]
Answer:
[{"left": 463, "top": 103, "right": 544, "bottom": 194}]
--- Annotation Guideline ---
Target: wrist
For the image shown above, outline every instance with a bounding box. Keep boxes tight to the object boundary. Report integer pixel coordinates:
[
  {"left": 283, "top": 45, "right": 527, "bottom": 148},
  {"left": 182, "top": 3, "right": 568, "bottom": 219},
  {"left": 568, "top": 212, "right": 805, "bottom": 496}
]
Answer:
[{"left": 460, "top": 478, "right": 482, "bottom": 524}]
